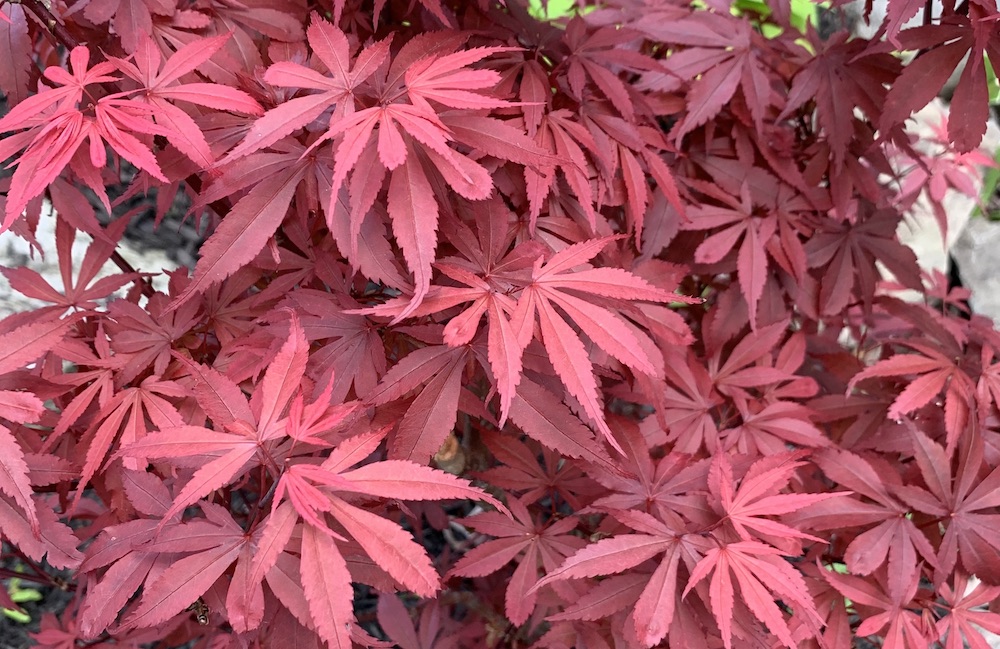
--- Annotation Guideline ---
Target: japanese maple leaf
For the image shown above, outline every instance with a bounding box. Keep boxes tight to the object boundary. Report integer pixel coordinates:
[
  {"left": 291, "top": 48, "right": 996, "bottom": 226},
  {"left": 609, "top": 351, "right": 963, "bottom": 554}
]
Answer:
[
  {"left": 651, "top": 15, "right": 773, "bottom": 142},
  {"left": 704, "top": 318, "right": 799, "bottom": 402},
  {"left": 658, "top": 349, "right": 724, "bottom": 454},
  {"left": 0, "top": 46, "right": 168, "bottom": 230},
  {"left": 364, "top": 341, "right": 471, "bottom": 464},
  {"left": 525, "top": 109, "right": 602, "bottom": 228},
  {"left": 895, "top": 112, "right": 994, "bottom": 240},
  {"left": 106, "top": 293, "right": 201, "bottom": 384},
  {"left": 587, "top": 418, "right": 714, "bottom": 528},
  {"left": 114, "top": 503, "right": 252, "bottom": 633},
  {"left": 355, "top": 199, "right": 543, "bottom": 425},
  {"left": 892, "top": 427, "right": 1000, "bottom": 584},
  {"left": 780, "top": 33, "right": 899, "bottom": 170},
  {"left": 377, "top": 596, "right": 481, "bottom": 649},
  {"left": 0, "top": 4, "right": 30, "bottom": 105},
  {"left": 260, "top": 426, "right": 509, "bottom": 649},
  {"left": 34, "top": 606, "right": 161, "bottom": 649},
  {"left": 71, "top": 375, "right": 185, "bottom": 513},
  {"left": 727, "top": 400, "right": 828, "bottom": 454},
  {"left": 244, "top": 26, "right": 510, "bottom": 318},
  {"left": 449, "top": 497, "right": 585, "bottom": 625},
  {"left": 0, "top": 217, "right": 136, "bottom": 314},
  {"left": 529, "top": 508, "right": 694, "bottom": 648},
  {"left": 314, "top": 47, "right": 511, "bottom": 318},
  {"left": 509, "top": 236, "right": 697, "bottom": 451},
  {"left": 204, "top": 0, "right": 306, "bottom": 43},
  {"left": 0, "top": 413, "right": 45, "bottom": 545},
  {"left": 333, "top": 0, "right": 454, "bottom": 27},
  {"left": 848, "top": 340, "right": 975, "bottom": 452},
  {"left": 708, "top": 451, "right": 841, "bottom": 554},
  {"left": 118, "top": 314, "right": 315, "bottom": 527},
  {"left": 220, "top": 15, "right": 392, "bottom": 162},
  {"left": 804, "top": 204, "right": 923, "bottom": 316},
  {"left": 287, "top": 288, "right": 387, "bottom": 405},
  {"left": 933, "top": 572, "right": 1000, "bottom": 649},
  {"left": 575, "top": 102, "right": 686, "bottom": 249},
  {"left": 475, "top": 431, "right": 603, "bottom": 511},
  {"left": 883, "top": 10, "right": 1000, "bottom": 152},
  {"left": 561, "top": 19, "right": 661, "bottom": 124},
  {"left": 83, "top": 475, "right": 270, "bottom": 638},
  {"left": 821, "top": 565, "right": 932, "bottom": 649},
  {"left": 977, "top": 346, "right": 1000, "bottom": 425},
  {"left": 683, "top": 540, "right": 822, "bottom": 649},
  {"left": 0, "top": 313, "right": 79, "bottom": 536},
  {"left": 685, "top": 182, "right": 779, "bottom": 327},
  {"left": 108, "top": 32, "right": 263, "bottom": 169},
  {"left": 167, "top": 138, "right": 317, "bottom": 310},
  {"left": 506, "top": 376, "right": 624, "bottom": 477},
  {"left": 786, "top": 449, "right": 939, "bottom": 601},
  {"left": 0, "top": 491, "right": 83, "bottom": 573}
]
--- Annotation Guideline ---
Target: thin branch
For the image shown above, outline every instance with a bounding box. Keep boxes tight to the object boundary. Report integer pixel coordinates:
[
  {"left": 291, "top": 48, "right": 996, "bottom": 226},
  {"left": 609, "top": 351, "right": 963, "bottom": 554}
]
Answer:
[{"left": 19, "top": 0, "right": 81, "bottom": 51}]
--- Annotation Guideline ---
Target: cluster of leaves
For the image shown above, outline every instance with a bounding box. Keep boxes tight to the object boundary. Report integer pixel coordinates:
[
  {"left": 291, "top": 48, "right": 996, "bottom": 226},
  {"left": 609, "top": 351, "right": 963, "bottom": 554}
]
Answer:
[{"left": 3, "top": 0, "right": 1000, "bottom": 647}]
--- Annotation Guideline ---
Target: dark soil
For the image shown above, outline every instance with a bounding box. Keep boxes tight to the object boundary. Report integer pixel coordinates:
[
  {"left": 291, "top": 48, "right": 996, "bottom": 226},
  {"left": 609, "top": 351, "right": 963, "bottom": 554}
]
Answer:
[{"left": 0, "top": 552, "right": 74, "bottom": 649}]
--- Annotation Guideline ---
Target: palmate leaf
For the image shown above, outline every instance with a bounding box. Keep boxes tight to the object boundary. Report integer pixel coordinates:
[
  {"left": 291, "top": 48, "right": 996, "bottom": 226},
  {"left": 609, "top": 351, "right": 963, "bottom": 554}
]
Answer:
[
  {"left": 0, "top": 45, "right": 171, "bottom": 230},
  {"left": 788, "top": 449, "right": 940, "bottom": 601},
  {"left": 119, "top": 314, "right": 311, "bottom": 526},
  {"left": 510, "top": 236, "right": 696, "bottom": 451},
  {"left": 107, "top": 32, "right": 262, "bottom": 169},
  {"left": 781, "top": 34, "right": 898, "bottom": 171},
  {"left": 168, "top": 158, "right": 311, "bottom": 311},
  {"left": 364, "top": 343, "right": 469, "bottom": 464},
  {"left": 120, "top": 530, "right": 245, "bottom": 630},
  {"left": 0, "top": 494, "right": 83, "bottom": 570},
  {"left": 894, "top": 427, "right": 1000, "bottom": 584},
  {"left": 848, "top": 340, "right": 975, "bottom": 452},
  {"left": 683, "top": 540, "right": 820, "bottom": 649},
  {"left": 449, "top": 498, "right": 583, "bottom": 625},
  {"left": 710, "top": 451, "right": 840, "bottom": 551},
  {"left": 0, "top": 313, "right": 79, "bottom": 535},
  {"left": 221, "top": 16, "right": 392, "bottom": 163},
  {"left": 257, "top": 425, "right": 510, "bottom": 645},
  {"left": 934, "top": 573, "right": 1000, "bottom": 649},
  {"left": 821, "top": 566, "right": 931, "bottom": 648},
  {"left": 0, "top": 402, "right": 44, "bottom": 536},
  {"left": 882, "top": 14, "right": 1000, "bottom": 152},
  {"left": 530, "top": 511, "right": 685, "bottom": 649}
]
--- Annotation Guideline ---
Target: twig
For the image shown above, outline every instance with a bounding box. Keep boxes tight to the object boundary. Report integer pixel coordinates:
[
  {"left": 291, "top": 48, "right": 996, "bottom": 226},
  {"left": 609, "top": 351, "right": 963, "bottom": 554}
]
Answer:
[{"left": 19, "top": 0, "right": 81, "bottom": 51}]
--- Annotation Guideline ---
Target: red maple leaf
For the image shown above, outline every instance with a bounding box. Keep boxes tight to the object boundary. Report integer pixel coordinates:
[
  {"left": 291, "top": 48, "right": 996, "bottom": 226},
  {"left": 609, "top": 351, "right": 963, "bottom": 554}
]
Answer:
[
  {"left": 84, "top": 0, "right": 175, "bottom": 53},
  {"left": 651, "top": 15, "right": 774, "bottom": 143},
  {"left": 708, "top": 451, "right": 840, "bottom": 554},
  {"left": 683, "top": 540, "right": 821, "bottom": 649},
  {"left": 508, "top": 236, "right": 696, "bottom": 451},
  {"left": 530, "top": 509, "right": 691, "bottom": 648},
  {"left": 266, "top": 425, "right": 509, "bottom": 649},
  {"left": 933, "top": 572, "right": 1000, "bottom": 649},
  {"left": 787, "top": 449, "right": 940, "bottom": 601},
  {"left": 883, "top": 9, "right": 1000, "bottom": 152},
  {"left": 821, "top": 565, "right": 933, "bottom": 649},
  {"left": 0, "top": 46, "right": 168, "bottom": 230},
  {"left": 848, "top": 340, "right": 975, "bottom": 452},
  {"left": 893, "top": 427, "right": 1000, "bottom": 584},
  {"left": 449, "top": 497, "right": 585, "bottom": 625},
  {"left": 117, "top": 313, "right": 317, "bottom": 526},
  {"left": 108, "top": 32, "right": 263, "bottom": 169}
]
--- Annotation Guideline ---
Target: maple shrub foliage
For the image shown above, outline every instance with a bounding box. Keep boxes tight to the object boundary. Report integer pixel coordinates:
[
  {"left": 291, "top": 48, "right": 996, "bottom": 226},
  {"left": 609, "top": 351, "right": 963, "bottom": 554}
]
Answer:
[{"left": 7, "top": 0, "right": 1000, "bottom": 647}]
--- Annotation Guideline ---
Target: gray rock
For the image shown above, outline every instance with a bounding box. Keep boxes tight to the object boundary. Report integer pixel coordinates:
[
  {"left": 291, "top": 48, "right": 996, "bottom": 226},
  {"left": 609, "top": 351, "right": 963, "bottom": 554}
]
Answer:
[{"left": 953, "top": 217, "right": 1000, "bottom": 326}]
